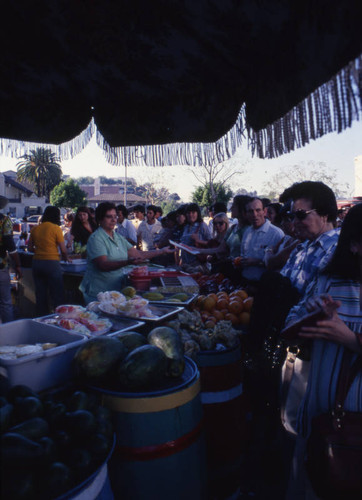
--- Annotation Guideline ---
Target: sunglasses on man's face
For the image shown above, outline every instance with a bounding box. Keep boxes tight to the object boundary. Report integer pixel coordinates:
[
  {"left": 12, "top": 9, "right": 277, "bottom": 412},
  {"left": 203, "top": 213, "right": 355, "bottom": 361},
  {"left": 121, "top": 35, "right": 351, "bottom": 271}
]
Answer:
[{"left": 287, "top": 209, "right": 316, "bottom": 221}]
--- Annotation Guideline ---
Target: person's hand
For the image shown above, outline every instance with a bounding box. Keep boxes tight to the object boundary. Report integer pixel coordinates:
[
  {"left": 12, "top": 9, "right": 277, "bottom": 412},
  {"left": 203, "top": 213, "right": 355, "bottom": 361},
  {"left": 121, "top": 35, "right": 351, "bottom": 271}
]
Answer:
[
  {"left": 130, "top": 257, "right": 146, "bottom": 265},
  {"left": 298, "top": 295, "right": 359, "bottom": 350},
  {"left": 15, "top": 266, "right": 22, "bottom": 280},
  {"left": 162, "top": 246, "right": 177, "bottom": 254}
]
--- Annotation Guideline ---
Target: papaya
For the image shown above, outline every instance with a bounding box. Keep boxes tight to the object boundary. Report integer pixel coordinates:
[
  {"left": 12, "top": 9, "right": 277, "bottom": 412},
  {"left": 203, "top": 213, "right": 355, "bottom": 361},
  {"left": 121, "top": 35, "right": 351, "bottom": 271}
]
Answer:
[
  {"left": 169, "top": 293, "right": 188, "bottom": 302},
  {"left": 73, "top": 336, "right": 128, "bottom": 380},
  {"left": 118, "top": 345, "right": 168, "bottom": 391},
  {"left": 148, "top": 326, "right": 185, "bottom": 377},
  {"left": 142, "top": 291, "right": 165, "bottom": 301},
  {"left": 115, "top": 331, "right": 148, "bottom": 353},
  {"left": 121, "top": 286, "right": 137, "bottom": 298}
]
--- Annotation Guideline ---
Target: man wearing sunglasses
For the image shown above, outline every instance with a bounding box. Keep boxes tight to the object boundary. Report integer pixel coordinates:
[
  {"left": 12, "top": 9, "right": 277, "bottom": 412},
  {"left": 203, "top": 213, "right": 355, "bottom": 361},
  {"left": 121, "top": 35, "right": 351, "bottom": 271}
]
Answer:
[{"left": 280, "top": 181, "right": 339, "bottom": 300}]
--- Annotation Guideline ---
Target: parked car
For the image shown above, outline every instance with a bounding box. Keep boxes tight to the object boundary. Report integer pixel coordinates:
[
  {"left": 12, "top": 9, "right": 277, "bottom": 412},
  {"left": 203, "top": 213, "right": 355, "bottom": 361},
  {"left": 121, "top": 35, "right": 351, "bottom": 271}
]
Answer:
[{"left": 27, "top": 215, "right": 42, "bottom": 223}]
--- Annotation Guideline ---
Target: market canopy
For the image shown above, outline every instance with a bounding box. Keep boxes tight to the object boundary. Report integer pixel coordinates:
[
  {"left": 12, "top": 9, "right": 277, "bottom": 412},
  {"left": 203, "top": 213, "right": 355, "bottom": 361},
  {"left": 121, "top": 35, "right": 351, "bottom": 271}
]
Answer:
[{"left": 0, "top": 0, "right": 361, "bottom": 166}]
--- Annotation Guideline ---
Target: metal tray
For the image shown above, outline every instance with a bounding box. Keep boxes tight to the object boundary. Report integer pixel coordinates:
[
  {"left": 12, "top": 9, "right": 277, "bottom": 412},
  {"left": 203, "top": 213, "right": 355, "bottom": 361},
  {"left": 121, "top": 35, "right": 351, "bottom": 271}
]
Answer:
[
  {"left": 35, "top": 314, "right": 145, "bottom": 336},
  {"left": 138, "top": 292, "right": 198, "bottom": 306},
  {"left": 98, "top": 303, "right": 184, "bottom": 323}
]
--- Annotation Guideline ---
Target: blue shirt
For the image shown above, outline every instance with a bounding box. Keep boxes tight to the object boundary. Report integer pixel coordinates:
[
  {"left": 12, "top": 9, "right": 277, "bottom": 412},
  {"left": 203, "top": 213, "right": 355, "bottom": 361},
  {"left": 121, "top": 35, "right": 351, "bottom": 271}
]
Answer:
[
  {"left": 115, "top": 218, "right": 137, "bottom": 244},
  {"left": 281, "top": 228, "right": 340, "bottom": 295},
  {"left": 80, "top": 227, "right": 132, "bottom": 300},
  {"left": 240, "top": 219, "right": 284, "bottom": 280},
  {"left": 180, "top": 222, "right": 210, "bottom": 265},
  {"left": 297, "top": 278, "right": 362, "bottom": 438}
]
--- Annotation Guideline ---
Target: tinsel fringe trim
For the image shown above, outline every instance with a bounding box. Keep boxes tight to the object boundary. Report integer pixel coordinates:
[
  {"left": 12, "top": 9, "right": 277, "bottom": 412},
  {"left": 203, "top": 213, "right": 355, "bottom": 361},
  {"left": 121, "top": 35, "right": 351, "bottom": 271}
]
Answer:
[{"left": 1, "top": 54, "right": 361, "bottom": 166}]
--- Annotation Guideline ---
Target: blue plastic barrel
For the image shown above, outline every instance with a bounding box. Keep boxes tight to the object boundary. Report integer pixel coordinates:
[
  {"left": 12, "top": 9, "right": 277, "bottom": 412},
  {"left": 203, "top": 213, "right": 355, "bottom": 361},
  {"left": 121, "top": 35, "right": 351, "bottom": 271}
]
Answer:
[
  {"left": 196, "top": 343, "right": 251, "bottom": 499},
  {"left": 92, "top": 357, "right": 207, "bottom": 500}
]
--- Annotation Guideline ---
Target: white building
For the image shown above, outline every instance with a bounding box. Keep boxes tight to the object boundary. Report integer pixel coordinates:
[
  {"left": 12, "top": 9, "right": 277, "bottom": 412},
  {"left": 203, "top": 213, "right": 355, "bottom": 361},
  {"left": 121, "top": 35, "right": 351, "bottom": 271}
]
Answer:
[{"left": 0, "top": 170, "right": 48, "bottom": 217}]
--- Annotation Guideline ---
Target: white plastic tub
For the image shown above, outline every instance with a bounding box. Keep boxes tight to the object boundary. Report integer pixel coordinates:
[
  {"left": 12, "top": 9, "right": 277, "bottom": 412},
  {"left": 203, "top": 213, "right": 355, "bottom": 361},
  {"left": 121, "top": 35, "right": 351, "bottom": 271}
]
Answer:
[
  {"left": 61, "top": 259, "right": 87, "bottom": 273},
  {"left": 0, "top": 319, "right": 87, "bottom": 391}
]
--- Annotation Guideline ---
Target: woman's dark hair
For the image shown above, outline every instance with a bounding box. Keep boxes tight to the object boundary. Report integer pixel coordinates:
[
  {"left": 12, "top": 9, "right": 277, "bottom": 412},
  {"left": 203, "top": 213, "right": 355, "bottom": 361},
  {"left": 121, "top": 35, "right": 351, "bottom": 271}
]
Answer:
[
  {"left": 266, "top": 202, "right": 282, "bottom": 226},
  {"left": 279, "top": 181, "right": 338, "bottom": 223},
  {"left": 324, "top": 203, "right": 362, "bottom": 280},
  {"left": 95, "top": 202, "right": 117, "bottom": 224},
  {"left": 72, "top": 206, "right": 98, "bottom": 238},
  {"left": 116, "top": 204, "right": 128, "bottom": 217},
  {"left": 41, "top": 206, "right": 61, "bottom": 225},
  {"left": 185, "top": 203, "right": 203, "bottom": 223},
  {"left": 176, "top": 204, "right": 187, "bottom": 216}
]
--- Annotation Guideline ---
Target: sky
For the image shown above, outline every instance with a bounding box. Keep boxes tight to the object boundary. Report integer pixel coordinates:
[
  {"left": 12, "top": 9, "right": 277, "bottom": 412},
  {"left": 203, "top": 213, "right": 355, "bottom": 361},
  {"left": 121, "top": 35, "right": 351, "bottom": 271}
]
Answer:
[{"left": 0, "top": 119, "right": 361, "bottom": 202}]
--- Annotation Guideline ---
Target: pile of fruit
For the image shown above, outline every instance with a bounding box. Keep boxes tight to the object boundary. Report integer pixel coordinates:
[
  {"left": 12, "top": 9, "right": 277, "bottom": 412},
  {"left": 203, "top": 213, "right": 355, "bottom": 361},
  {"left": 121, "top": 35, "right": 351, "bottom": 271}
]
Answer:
[
  {"left": 191, "top": 272, "right": 238, "bottom": 295},
  {"left": 73, "top": 327, "right": 185, "bottom": 392},
  {"left": 167, "top": 309, "right": 241, "bottom": 360},
  {"left": 0, "top": 385, "right": 114, "bottom": 499},
  {"left": 191, "top": 289, "right": 253, "bottom": 327}
]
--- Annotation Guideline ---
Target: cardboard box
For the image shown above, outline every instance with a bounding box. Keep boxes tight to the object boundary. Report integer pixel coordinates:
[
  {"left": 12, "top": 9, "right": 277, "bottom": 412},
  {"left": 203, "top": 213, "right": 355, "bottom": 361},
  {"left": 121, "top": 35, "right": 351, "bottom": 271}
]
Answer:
[{"left": 0, "top": 319, "right": 87, "bottom": 392}]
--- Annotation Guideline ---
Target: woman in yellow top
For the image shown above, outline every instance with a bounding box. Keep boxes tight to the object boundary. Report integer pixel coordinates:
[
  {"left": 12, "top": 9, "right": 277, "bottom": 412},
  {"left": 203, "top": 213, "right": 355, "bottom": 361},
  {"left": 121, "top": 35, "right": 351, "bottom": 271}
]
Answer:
[{"left": 28, "top": 206, "right": 69, "bottom": 316}]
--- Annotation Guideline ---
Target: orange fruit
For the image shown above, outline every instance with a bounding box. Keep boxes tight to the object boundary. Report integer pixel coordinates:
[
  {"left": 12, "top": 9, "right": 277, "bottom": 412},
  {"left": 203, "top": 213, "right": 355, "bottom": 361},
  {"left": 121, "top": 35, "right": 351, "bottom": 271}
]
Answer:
[
  {"left": 195, "top": 295, "right": 205, "bottom": 307},
  {"left": 225, "top": 313, "right": 239, "bottom": 325},
  {"left": 220, "top": 308, "right": 229, "bottom": 317},
  {"left": 234, "top": 289, "right": 248, "bottom": 300},
  {"left": 239, "top": 312, "right": 250, "bottom": 325},
  {"left": 207, "top": 293, "right": 218, "bottom": 302},
  {"left": 201, "top": 312, "right": 210, "bottom": 321},
  {"left": 243, "top": 297, "right": 254, "bottom": 312},
  {"left": 216, "top": 291, "right": 228, "bottom": 299},
  {"left": 212, "top": 310, "right": 224, "bottom": 322},
  {"left": 228, "top": 300, "right": 243, "bottom": 315},
  {"left": 202, "top": 296, "right": 217, "bottom": 312},
  {"left": 216, "top": 298, "right": 229, "bottom": 310}
]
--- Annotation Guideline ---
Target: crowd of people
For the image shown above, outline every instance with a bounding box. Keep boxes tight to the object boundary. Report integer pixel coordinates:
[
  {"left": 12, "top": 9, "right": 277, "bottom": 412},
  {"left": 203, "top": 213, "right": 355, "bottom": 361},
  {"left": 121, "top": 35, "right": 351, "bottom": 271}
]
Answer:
[{"left": 0, "top": 180, "right": 361, "bottom": 499}]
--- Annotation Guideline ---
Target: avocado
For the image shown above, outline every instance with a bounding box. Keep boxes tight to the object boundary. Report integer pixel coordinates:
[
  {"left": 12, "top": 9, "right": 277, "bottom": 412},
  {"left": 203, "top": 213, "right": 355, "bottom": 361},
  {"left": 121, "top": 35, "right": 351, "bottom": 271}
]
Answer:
[
  {"left": 1, "top": 433, "right": 45, "bottom": 465},
  {"left": 143, "top": 291, "right": 165, "bottom": 301},
  {"left": 148, "top": 326, "right": 185, "bottom": 377},
  {"left": 6, "top": 385, "right": 39, "bottom": 404},
  {"left": 43, "top": 462, "right": 71, "bottom": 495},
  {"left": 9, "top": 417, "right": 49, "bottom": 440},
  {"left": 67, "top": 391, "right": 89, "bottom": 412},
  {"left": 0, "top": 403, "right": 13, "bottom": 433},
  {"left": 65, "top": 410, "right": 97, "bottom": 437},
  {"left": 14, "top": 396, "right": 44, "bottom": 421}
]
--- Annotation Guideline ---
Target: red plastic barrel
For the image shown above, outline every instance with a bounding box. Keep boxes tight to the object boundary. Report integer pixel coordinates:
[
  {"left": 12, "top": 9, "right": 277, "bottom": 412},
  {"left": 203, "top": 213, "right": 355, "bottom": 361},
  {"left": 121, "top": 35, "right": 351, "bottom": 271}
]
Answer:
[{"left": 196, "top": 344, "right": 251, "bottom": 499}]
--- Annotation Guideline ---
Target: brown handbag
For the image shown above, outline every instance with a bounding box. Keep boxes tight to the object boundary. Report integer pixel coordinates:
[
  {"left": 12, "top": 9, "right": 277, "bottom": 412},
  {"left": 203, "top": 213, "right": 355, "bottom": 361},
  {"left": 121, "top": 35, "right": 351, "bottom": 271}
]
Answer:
[{"left": 306, "top": 351, "right": 362, "bottom": 499}]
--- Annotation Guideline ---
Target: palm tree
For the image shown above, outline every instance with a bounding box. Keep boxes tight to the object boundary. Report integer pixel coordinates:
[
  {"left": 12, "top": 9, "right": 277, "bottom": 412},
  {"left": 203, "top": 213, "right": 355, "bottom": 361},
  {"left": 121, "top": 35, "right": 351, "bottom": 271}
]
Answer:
[{"left": 16, "top": 148, "right": 62, "bottom": 199}]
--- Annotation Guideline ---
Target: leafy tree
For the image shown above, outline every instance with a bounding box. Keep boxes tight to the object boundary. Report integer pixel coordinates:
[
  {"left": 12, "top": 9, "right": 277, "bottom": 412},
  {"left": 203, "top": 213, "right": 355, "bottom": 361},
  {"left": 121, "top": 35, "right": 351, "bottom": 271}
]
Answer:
[
  {"left": 16, "top": 148, "right": 62, "bottom": 198},
  {"left": 191, "top": 183, "right": 232, "bottom": 209},
  {"left": 74, "top": 177, "right": 94, "bottom": 185},
  {"left": 261, "top": 161, "right": 352, "bottom": 200},
  {"left": 50, "top": 179, "right": 87, "bottom": 209}
]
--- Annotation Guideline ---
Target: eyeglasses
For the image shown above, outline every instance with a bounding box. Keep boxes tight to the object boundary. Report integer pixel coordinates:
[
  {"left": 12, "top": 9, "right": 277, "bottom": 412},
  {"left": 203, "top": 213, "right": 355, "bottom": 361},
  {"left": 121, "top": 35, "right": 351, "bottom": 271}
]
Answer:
[
  {"left": 287, "top": 209, "right": 316, "bottom": 221},
  {"left": 214, "top": 221, "right": 226, "bottom": 226}
]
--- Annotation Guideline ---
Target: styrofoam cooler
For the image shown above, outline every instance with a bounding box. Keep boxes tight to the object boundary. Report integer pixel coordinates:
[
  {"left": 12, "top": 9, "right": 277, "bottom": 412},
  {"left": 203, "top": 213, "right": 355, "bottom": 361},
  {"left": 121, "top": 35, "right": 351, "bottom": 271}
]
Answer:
[{"left": 0, "top": 319, "right": 87, "bottom": 392}]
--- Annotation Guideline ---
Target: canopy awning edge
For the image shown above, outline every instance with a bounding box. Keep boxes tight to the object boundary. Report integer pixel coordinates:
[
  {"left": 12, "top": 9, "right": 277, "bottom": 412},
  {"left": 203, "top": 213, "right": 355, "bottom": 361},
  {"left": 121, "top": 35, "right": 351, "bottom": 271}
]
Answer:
[
  {"left": 0, "top": 119, "right": 95, "bottom": 162},
  {"left": 247, "top": 53, "right": 362, "bottom": 159}
]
